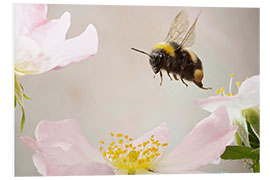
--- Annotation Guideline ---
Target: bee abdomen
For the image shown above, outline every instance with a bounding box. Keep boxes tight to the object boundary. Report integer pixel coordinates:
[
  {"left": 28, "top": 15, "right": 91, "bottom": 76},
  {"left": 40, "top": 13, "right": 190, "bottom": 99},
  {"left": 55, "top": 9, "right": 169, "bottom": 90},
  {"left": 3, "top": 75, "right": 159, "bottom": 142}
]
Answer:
[
  {"left": 194, "top": 69, "right": 203, "bottom": 82},
  {"left": 182, "top": 48, "right": 198, "bottom": 63}
]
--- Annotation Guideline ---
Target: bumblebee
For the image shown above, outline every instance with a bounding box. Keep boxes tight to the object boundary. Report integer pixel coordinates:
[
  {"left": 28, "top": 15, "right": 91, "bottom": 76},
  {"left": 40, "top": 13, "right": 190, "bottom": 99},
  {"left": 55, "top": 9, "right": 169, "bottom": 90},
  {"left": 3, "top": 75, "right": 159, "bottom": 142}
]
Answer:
[{"left": 131, "top": 10, "right": 211, "bottom": 90}]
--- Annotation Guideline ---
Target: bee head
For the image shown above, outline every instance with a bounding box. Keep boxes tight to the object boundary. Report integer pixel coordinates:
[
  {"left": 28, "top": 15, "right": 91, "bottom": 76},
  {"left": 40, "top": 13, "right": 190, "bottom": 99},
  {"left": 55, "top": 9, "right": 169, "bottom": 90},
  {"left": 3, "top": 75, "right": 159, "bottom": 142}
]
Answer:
[
  {"left": 149, "top": 50, "right": 165, "bottom": 74},
  {"left": 131, "top": 47, "right": 165, "bottom": 74}
]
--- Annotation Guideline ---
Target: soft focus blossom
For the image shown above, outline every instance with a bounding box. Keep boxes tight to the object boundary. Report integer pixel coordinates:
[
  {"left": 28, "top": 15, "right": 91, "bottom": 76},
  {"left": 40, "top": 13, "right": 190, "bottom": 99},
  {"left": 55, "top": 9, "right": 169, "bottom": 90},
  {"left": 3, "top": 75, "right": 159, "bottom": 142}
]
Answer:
[
  {"left": 22, "top": 106, "right": 237, "bottom": 175},
  {"left": 14, "top": 4, "right": 98, "bottom": 76},
  {"left": 194, "top": 75, "right": 259, "bottom": 146}
]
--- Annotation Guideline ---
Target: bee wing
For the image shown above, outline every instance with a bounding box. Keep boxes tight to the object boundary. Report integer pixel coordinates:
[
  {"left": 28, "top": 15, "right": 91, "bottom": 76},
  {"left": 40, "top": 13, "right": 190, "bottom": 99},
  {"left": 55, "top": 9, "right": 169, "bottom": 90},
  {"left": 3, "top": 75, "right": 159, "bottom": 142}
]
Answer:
[
  {"left": 178, "top": 13, "right": 200, "bottom": 48},
  {"left": 164, "top": 10, "right": 190, "bottom": 43}
]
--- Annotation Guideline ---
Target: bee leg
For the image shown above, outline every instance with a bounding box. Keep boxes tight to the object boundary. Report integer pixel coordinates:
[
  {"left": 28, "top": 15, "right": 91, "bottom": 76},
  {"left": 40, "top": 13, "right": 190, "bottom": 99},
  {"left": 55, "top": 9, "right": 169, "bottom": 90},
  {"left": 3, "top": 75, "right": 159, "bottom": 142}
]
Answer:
[
  {"left": 167, "top": 70, "right": 173, "bottom": 80},
  {"left": 173, "top": 74, "right": 179, "bottom": 81},
  {"left": 153, "top": 74, "right": 156, "bottom": 79},
  {"left": 180, "top": 76, "right": 188, "bottom": 87},
  {"left": 159, "top": 71, "right": 163, "bottom": 86},
  {"left": 193, "top": 81, "right": 212, "bottom": 90}
]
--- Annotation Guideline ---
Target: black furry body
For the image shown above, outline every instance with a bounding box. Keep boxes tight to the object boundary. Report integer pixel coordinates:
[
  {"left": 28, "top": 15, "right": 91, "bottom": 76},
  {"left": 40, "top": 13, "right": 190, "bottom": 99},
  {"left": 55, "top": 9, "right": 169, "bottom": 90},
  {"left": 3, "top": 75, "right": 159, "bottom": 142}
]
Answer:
[{"left": 149, "top": 42, "right": 210, "bottom": 90}]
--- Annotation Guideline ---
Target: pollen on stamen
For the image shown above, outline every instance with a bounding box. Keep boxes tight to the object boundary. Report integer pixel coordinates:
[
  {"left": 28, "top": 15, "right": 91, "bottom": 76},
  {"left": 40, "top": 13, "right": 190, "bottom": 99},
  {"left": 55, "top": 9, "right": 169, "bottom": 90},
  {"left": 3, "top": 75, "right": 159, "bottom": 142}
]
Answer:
[
  {"left": 100, "top": 133, "right": 168, "bottom": 172},
  {"left": 236, "top": 81, "right": 241, "bottom": 88},
  {"left": 117, "top": 133, "right": 123, "bottom": 138},
  {"left": 216, "top": 74, "right": 247, "bottom": 97},
  {"left": 220, "top": 87, "right": 225, "bottom": 93}
]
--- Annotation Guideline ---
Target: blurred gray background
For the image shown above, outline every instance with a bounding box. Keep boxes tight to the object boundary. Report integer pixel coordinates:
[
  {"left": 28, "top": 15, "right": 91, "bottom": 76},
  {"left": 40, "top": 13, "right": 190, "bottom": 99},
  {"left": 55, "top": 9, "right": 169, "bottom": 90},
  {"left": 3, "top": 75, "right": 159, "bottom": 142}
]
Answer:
[{"left": 15, "top": 4, "right": 259, "bottom": 176}]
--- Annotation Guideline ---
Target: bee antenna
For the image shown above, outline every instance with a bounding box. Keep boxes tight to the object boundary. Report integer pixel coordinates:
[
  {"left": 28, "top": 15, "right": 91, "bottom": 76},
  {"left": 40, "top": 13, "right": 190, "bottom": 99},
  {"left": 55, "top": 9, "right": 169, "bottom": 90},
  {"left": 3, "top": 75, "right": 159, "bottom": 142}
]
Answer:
[{"left": 131, "top": 47, "right": 152, "bottom": 58}]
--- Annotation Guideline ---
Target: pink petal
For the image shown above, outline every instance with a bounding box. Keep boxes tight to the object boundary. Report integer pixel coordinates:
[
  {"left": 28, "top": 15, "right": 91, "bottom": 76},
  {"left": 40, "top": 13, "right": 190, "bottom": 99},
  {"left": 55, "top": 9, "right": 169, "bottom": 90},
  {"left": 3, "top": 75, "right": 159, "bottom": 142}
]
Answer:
[
  {"left": 29, "top": 12, "right": 71, "bottom": 57},
  {"left": 63, "top": 162, "right": 114, "bottom": 176},
  {"left": 131, "top": 123, "right": 171, "bottom": 164},
  {"left": 22, "top": 119, "right": 104, "bottom": 176},
  {"left": 159, "top": 106, "right": 237, "bottom": 173},
  {"left": 194, "top": 95, "right": 241, "bottom": 119},
  {"left": 34, "top": 119, "right": 102, "bottom": 162},
  {"left": 21, "top": 136, "right": 38, "bottom": 151},
  {"left": 132, "top": 122, "right": 171, "bottom": 146},
  {"left": 237, "top": 75, "right": 260, "bottom": 109},
  {"left": 14, "top": 5, "right": 98, "bottom": 75},
  {"left": 53, "top": 24, "right": 98, "bottom": 69},
  {"left": 14, "top": 4, "right": 48, "bottom": 38},
  {"left": 194, "top": 75, "right": 260, "bottom": 119}
]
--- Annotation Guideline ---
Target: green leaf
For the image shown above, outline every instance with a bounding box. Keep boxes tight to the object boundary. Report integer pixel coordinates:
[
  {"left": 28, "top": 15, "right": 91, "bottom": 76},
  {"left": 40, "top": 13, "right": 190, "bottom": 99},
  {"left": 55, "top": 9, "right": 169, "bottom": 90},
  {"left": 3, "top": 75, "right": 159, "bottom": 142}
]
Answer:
[
  {"left": 246, "top": 120, "right": 260, "bottom": 149},
  {"left": 23, "top": 93, "right": 32, "bottom": 100},
  {"left": 242, "top": 108, "right": 260, "bottom": 137},
  {"left": 14, "top": 96, "right": 17, "bottom": 108},
  {"left": 251, "top": 148, "right": 260, "bottom": 156},
  {"left": 20, "top": 106, "right": 25, "bottom": 133},
  {"left": 14, "top": 74, "right": 24, "bottom": 107},
  {"left": 14, "top": 74, "right": 26, "bottom": 132},
  {"left": 221, "top": 145, "right": 259, "bottom": 160}
]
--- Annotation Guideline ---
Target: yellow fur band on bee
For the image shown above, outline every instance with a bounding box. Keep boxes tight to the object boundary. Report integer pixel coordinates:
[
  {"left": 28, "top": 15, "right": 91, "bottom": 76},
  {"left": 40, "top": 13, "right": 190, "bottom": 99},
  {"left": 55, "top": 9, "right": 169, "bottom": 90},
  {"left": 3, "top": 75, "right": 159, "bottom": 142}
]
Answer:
[{"left": 153, "top": 43, "right": 175, "bottom": 57}]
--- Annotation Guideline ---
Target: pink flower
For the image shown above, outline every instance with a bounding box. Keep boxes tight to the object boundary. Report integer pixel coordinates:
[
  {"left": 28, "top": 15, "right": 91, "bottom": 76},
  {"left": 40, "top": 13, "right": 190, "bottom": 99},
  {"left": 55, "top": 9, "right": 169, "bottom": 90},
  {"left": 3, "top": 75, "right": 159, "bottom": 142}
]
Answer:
[
  {"left": 194, "top": 75, "right": 259, "bottom": 146},
  {"left": 22, "top": 107, "right": 237, "bottom": 175},
  {"left": 14, "top": 4, "right": 98, "bottom": 76}
]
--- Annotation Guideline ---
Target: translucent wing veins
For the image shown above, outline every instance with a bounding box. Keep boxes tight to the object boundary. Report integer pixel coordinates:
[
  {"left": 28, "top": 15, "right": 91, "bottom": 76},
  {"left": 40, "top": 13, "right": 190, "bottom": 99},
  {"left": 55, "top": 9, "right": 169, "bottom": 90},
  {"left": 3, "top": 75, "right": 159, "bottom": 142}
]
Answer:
[{"left": 164, "top": 10, "right": 189, "bottom": 43}]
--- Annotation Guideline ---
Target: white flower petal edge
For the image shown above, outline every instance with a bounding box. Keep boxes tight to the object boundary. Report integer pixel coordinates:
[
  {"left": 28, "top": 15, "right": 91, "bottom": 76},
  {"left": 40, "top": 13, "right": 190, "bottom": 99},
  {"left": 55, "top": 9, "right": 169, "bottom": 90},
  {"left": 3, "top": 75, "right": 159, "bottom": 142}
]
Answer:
[{"left": 194, "top": 75, "right": 260, "bottom": 119}]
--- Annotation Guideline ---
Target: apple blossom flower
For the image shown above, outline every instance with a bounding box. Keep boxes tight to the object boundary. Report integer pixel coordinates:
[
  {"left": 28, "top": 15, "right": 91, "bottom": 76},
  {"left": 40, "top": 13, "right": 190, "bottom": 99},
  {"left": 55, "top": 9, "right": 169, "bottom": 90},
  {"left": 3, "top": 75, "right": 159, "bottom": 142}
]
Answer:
[
  {"left": 14, "top": 4, "right": 98, "bottom": 132},
  {"left": 22, "top": 106, "right": 237, "bottom": 175},
  {"left": 194, "top": 74, "right": 259, "bottom": 146},
  {"left": 14, "top": 4, "right": 98, "bottom": 76}
]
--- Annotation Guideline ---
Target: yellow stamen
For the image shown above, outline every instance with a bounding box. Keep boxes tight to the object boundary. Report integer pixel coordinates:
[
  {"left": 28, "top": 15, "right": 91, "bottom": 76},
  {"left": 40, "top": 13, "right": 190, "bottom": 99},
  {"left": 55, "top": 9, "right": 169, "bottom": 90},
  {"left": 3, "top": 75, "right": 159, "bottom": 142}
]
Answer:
[
  {"left": 220, "top": 87, "right": 225, "bottom": 93},
  {"left": 117, "top": 134, "right": 123, "bottom": 138},
  {"left": 215, "top": 74, "right": 247, "bottom": 97},
  {"left": 161, "top": 143, "right": 168, "bottom": 147},
  {"left": 100, "top": 133, "right": 168, "bottom": 173},
  {"left": 111, "top": 132, "right": 115, "bottom": 137},
  {"left": 236, "top": 81, "right": 241, "bottom": 87}
]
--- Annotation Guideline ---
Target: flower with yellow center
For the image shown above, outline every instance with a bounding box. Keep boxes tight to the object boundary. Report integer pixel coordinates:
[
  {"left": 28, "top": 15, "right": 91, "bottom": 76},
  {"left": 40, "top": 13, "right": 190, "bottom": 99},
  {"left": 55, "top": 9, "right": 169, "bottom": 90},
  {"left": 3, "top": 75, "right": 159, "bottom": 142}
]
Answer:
[
  {"left": 22, "top": 107, "right": 237, "bottom": 175},
  {"left": 99, "top": 133, "right": 168, "bottom": 174},
  {"left": 195, "top": 74, "right": 259, "bottom": 146}
]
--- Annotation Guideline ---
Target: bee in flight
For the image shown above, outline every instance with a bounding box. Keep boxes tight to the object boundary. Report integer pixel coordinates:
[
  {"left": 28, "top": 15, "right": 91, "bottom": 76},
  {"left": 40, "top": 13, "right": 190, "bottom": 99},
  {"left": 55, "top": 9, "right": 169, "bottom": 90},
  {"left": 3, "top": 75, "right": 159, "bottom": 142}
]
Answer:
[{"left": 131, "top": 10, "right": 211, "bottom": 90}]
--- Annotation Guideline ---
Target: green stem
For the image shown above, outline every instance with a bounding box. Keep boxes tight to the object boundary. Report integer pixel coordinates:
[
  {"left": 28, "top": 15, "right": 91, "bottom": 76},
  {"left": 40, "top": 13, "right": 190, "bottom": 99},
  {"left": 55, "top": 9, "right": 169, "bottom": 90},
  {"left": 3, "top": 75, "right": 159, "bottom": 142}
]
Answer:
[
  {"left": 252, "top": 160, "right": 260, "bottom": 173},
  {"left": 128, "top": 169, "right": 136, "bottom": 175}
]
